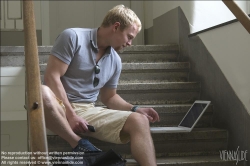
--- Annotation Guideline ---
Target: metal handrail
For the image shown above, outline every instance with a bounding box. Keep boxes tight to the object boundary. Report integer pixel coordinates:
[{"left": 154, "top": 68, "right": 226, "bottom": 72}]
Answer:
[
  {"left": 222, "top": 0, "right": 250, "bottom": 34},
  {"left": 23, "top": 0, "right": 48, "bottom": 165}
]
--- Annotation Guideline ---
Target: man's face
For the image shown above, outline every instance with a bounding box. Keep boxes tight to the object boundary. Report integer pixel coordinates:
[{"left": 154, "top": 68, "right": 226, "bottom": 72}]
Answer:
[{"left": 111, "top": 23, "right": 139, "bottom": 52}]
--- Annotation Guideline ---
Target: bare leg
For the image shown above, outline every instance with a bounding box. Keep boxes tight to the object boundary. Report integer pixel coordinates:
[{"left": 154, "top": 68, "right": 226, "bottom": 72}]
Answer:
[
  {"left": 122, "top": 113, "right": 157, "bottom": 166},
  {"left": 41, "top": 85, "right": 81, "bottom": 148}
]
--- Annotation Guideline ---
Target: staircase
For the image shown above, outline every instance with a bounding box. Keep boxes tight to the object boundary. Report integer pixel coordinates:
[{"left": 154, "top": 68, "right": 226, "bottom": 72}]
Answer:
[
  {"left": 1, "top": 45, "right": 245, "bottom": 165},
  {"left": 45, "top": 45, "right": 243, "bottom": 166}
]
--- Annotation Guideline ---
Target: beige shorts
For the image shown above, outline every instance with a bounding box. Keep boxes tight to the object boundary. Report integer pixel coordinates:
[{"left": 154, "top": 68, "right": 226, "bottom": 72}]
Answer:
[{"left": 56, "top": 98, "right": 132, "bottom": 144}]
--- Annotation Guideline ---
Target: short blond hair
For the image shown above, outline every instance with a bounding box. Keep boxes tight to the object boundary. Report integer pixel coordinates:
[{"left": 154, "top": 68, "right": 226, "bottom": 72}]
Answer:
[{"left": 101, "top": 4, "right": 141, "bottom": 32}]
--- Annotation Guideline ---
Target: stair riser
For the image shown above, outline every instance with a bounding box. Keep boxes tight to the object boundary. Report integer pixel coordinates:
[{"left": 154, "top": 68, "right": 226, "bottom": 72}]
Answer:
[
  {"left": 1, "top": 55, "right": 50, "bottom": 67},
  {"left": 40, "top": 71, "right": 189, "bottom": 83},
  {"left": 104, "top": 141, "right": 227, "bottom": 158},
  {"left": 120, "top": 71, "right": 189, "bottom": 82},
  {"left": 105, "top": 92, "right": 200, "bottom": 105},
  {"left": 154, "top": 115, "right": 212, "bottom": 128},
  {"left": 122, "top": 45, "right": 179, "bottom": 52},
  {"left": 126, "top": 161, "right": 245, "bottom": 166},
  {"left": 120, "top": 53, "right": 177, "bottom": 62}
]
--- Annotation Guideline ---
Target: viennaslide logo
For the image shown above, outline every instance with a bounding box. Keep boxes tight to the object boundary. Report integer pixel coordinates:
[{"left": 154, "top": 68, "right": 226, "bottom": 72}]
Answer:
[{"left": 220, "top": 146, "right": 248, "bottom": 165}]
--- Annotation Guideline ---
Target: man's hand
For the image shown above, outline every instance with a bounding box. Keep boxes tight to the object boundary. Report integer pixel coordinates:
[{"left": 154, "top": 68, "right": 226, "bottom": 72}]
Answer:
[
  {"left": 136, "top": 107, "right": 160, "bottom": 123},
  {"left": 67, "top": 114, "right": 89, "bottom": 134}
]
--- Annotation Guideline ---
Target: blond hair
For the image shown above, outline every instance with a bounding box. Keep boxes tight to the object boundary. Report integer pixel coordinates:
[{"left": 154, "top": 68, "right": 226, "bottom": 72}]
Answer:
[{"left": 101, "top": 4, "right": 141, "bottom": 32}]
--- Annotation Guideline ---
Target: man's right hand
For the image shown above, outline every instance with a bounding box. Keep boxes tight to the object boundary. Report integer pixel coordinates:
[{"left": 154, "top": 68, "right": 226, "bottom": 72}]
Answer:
[{"left": 67, "top": 114, "right": 89, "bottom": 134}]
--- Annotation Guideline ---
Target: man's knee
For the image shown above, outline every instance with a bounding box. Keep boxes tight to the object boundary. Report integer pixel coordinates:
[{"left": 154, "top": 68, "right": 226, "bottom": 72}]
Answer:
[
  {"left": 123, "top": 113, "right": 150, "bottom": 133},
  {"left": 41, "top": 85, "right": 55, "bottom": 110},
  {"left": 41, "top": 85, "right": 54, "bottom": 100}
]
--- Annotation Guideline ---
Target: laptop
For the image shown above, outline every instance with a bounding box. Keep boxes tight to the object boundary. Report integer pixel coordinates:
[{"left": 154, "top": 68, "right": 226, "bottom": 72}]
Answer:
[{"left": 150, "top": 100, "right": 211, "bottom": 133}]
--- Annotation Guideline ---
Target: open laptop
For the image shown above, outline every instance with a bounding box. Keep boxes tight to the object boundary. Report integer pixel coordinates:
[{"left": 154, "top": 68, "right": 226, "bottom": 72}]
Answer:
[{"left": 150, "top": 100, "right": 211, "bottom": 133}]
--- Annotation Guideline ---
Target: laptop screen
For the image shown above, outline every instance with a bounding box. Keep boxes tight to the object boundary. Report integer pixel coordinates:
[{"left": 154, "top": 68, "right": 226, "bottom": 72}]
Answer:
[{"left": 179, "top": 103, "right": 208, "bottom": 128}]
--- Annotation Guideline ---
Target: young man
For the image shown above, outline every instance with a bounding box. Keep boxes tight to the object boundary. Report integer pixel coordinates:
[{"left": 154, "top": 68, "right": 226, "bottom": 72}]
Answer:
[{"left": 42, "top": 4, "right": 160, "bottom": 166}]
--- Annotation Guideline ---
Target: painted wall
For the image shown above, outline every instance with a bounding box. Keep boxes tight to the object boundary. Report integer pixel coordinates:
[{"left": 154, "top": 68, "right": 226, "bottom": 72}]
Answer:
[
  {"left": 199, "top": 22, "right": 250, "bottom": 115},
  {"left": 144, "top": 1, "right": 249, "bottom": 33},
  {"left": 1, "top": 67, "right": 26, "bottom": 121},
  {"left": 1, "top": 1, "right": 42, "bottom": 46},
  {"left": 48, "top": 1, "right": 144, "bottom": 45},
  {"left": 0, "top": 0, "right": 41, "bottom": 30}
]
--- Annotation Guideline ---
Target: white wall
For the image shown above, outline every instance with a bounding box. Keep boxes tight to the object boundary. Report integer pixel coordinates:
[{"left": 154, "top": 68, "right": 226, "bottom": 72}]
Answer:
[
  {"left": 0, "top": 0, "right": 41, "bottom": 30},
  {"left": 199, "top": 22, "right": 250, "bottom": 115},
  {"left": 144, "top": 1, "right": 249, "bottom": 33},
  {"left": 44, "top": 1, "right": 144, "bottom": 45},
  {"left": 1, "top": 67, "right": 26, "bottom": 121}
]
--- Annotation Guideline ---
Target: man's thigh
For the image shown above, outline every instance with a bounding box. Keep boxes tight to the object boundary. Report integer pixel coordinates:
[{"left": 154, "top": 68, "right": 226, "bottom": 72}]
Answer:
[{"left": 71, "top": 103, "right": 132, "bottom": 144}]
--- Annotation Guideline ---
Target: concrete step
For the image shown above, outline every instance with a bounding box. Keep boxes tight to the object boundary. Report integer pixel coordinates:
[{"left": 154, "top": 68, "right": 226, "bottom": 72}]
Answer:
[
  {"left": 122, "top": 45, "right": 179, "bottom": 52},
  {"left": 126, "top": 155, "right": 246, "bottom": 166},
  {"left": 47, "top": 128, "right": 228, "bottom": 158},
  {"left": 1, "top": 46, "right": 51, "bottom": 66},
  {"left": 120, "top": 45, "right": 179, "bottom": 62},
  {"left": 101, "top": 82, "right": 200, "bottom": 105},
  {"left": 120, "top": 62, "right": 189, "bottom": 82}
]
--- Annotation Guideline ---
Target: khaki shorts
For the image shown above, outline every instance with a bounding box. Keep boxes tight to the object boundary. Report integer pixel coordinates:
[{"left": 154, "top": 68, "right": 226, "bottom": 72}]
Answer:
[{"left": 56, "top": 98, "right": 132, "bottom": 144}]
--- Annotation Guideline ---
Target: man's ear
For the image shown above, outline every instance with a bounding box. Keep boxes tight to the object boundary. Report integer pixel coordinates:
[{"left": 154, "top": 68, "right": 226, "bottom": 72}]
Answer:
[{"left": 113, "top": 22, "right": 120, "bottom": 31}]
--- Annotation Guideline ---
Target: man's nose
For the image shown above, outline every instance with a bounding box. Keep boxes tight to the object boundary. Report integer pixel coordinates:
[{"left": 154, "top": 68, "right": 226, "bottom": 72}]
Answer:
[{"left": 127, "top": 40, "right": 132, "bottom": 46}]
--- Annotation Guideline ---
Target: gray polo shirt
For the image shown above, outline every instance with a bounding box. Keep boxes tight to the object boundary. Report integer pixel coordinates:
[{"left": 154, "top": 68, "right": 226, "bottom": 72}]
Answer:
[{"left": 50, "top": 28, "right": 122, "bottom": 103}]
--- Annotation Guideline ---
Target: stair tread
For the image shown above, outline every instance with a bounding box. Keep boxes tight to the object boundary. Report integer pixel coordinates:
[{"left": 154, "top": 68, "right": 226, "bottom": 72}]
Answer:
[
  {"left": 118, "top": 82, "right": 198, "bottom": 85},
  {"left": 117, "top": 82, "right": 200, "bottom": 91},
  {"left": 121, "top": 44, "right": 179, "bottom": 52},
  {"left": 122, "top": 62, "right": 190, "bottom": 70},
  {"left": 47, "top": 127, "right": 226, "bottom": 136},
  {"left": 126, "top": 155, "right": 242, "bottom": 165},
  {"left": 39, "top": 62, "right": 190, "bottom": 72},
  {"left": 150, "top": 127, "right": 227, "bottom": 137}
]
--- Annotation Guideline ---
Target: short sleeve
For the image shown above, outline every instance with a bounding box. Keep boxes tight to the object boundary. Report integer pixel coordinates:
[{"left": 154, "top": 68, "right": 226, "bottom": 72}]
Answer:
[
  {"left": 104, "top": 60, "right": 122, "bottom": 88},
  {"left": 50, "top": 29, "right": 78, "bottom": 65}
]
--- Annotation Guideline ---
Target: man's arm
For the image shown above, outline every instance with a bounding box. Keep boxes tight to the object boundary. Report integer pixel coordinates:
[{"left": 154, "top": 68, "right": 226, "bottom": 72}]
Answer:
[
  {"left": 100, "top": 87, "right": 160, "bottom": 123},
  {"left": 44, "top": 55, "right": 89, "bottom": 133},
  {"left": 100, "top": 87, "right": 132, "bottom": 111}
]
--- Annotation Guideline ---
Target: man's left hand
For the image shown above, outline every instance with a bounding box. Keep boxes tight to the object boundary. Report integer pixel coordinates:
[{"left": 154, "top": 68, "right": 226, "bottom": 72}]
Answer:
[{"left": 136, "top": 107, "right": 160, "bottom": 123}]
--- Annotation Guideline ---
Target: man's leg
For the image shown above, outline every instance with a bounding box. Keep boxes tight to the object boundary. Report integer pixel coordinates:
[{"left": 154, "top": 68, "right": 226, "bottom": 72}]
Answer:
[
  {"left": 122, "top": 113, "right": 157, "bottom": 166},
  {"left": 41, "top": 85, "right": 81, "bottom": 148}
]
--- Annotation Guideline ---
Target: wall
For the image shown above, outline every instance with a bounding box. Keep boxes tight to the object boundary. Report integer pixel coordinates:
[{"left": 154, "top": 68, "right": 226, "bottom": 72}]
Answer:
[
  {"left": 188, "top": 26, "right": 250, "bottom": 165},
  {"left": 1, "top": 121, "right": 27, "bottom": 166},
  {"left": 188, "top": 33, "right": 250, "bottom": 166},
  {"left": 0, "top": 66, "right": 27, "bottom": 161},
  {"left": 0, "top": 1, "right": 42, "bottom": 46},
  {"left": 199, "top": 23, "right": 250, "bottom": 116},
  {"left": 1, "top": 67, "right": 26, "bottom": 121},
  {"left": 144, "top": 1, "right": 249, "bottom": 33},
  {"left": 48, "top": 1, "right": 144, "bottom": 45},
  {"left": 1, "top": 30, "right": 42, "bottom": 46}
]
